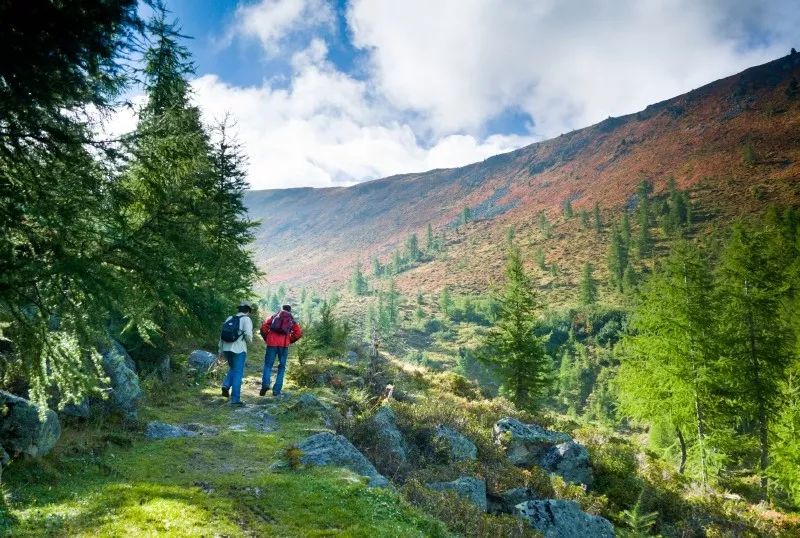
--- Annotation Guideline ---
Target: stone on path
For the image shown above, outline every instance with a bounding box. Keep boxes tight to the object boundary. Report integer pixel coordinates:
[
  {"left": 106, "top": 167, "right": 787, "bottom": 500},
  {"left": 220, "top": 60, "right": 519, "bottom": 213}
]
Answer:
[
  {"left": 297, "top": 432, "right": 389, "bottom": 488},
  {"left": 145, "top": 421, "right": 219, "bottom": 440}
]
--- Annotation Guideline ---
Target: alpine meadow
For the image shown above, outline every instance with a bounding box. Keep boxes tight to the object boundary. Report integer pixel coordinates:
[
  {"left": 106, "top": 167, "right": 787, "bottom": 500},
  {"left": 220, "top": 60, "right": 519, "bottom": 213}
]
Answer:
[{"left": 2, "top": 1, "right": 800, "bottom": 537}]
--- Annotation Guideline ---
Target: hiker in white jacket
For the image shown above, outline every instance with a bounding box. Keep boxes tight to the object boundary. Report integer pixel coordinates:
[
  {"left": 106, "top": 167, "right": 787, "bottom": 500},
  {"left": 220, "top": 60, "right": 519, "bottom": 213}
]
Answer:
[{"left": 218, "top": 301, "right": 254, "bottom": 406}]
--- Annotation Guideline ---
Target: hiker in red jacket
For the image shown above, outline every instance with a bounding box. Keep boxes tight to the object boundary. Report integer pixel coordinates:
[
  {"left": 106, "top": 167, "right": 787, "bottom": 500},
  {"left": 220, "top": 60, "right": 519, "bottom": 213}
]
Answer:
[{"left": 259, "top": 304, "right": 302, "bottom": 397}]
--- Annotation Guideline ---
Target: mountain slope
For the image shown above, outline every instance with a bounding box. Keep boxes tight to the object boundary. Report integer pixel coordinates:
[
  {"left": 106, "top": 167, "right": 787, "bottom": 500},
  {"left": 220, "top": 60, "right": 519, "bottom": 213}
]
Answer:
[{"left": 246, "top": 52, "right": 800, "bottom": 290}]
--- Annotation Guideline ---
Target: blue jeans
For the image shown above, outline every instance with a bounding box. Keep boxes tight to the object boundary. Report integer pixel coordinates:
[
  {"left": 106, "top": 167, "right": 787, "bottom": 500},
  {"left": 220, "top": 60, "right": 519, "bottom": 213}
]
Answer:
[
  {"left": 262, "top": 346, "right": 289, "bottom": 395},
  {"left": 222, "top": 351, "right": 246, "bottom": 404}
]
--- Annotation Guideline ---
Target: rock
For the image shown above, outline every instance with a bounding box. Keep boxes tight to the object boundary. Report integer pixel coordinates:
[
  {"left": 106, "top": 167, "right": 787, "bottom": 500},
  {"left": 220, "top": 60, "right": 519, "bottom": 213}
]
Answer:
[
  {"left": 490, "top": 487, "right": 536, "bottom": 514},
  {"left": 297, "top": 432, "right": 389, "bottom": 488},
  {"left": 145, "top": 422, "right": 197, "bottom": 440},
  {"left": 433, "top": 425, "right": 477, "bottom": 461},
  {"left": 101, "top": 341, "right": 142, "bottom": 420},
  {"left": 188, "top": 350, "right": 216, "bottom": 373},
  {"left": 427, "top": 476, "right": 488, "bottom": 512},
  {"left": 369, "top": 406, "right": 409, "bottom": 469},
  {"left": 232, "top": 407, "right": 278, "bottom": 433},
  {"left": 158, "top": 355, "right": 171, "bottom": 380},
  {"left": 540, "top": 440, "right": 593, "bottom": 487},
  {"left": 60, "top": 399, "right": 91, "bottom": 419},
  {"left": 0, "top": 391, "right": 61, "bottom": 458},
  {"left": 100, "top": 340, "right": 136, "bottom": 372},
  {"left": 344, "top": 351, "right": 359, "bottom": 365},
  {"left": 515, "top": 500, "right": 615, "bottom": 538},
  {"left": 493, "top": 418, "right": 592, "bottom": 486},
  {"left": 145, "top": 421, "right": 219, "bottom": 440},
  {"left": 289, "top": 393, "right": 339, "bottom": 427}
]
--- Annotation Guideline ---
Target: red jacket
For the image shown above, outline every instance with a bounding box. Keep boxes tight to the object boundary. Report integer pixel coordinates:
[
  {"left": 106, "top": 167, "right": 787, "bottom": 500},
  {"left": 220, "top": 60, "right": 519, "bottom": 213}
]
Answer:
[{"left": 261, "top": 313, "right": 302, "bottom": 348}]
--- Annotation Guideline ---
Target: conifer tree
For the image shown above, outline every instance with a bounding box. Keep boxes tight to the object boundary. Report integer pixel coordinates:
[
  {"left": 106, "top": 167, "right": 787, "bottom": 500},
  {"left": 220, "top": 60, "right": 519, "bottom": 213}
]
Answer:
[
  {"left": 563, "top": 199, "right": 574, "bottom": 219},
  {"left": 439, "top": 287, "right": 453, "bottom": 317},
  {"left": 426, "top": 223, "right": 434, "bottom": 252},
  {"left": 580, "top": 263, "right": 598, "bottom": 305},
  {"left": 593, "top": 203, "right": 603, "bottom": 233},
  {"left": 716, "top": 223, "right": 795, "bottom": 497},
  {"left": 637, "top": 180, "right": 653, "bottom": 257},
  {"left": 480, "top": 248, "right": 551, "bottom": 408},
  {"left": 617, "top": 241, "right": 719, "bottom": 483},
  {"left": 534, "top": 248, "right": 547, "bottom": 270},
  {"left": 404, "top": 233, "right": 421, "bottom": 262},
  {"left": 538, "top": 212, "right": 553, "bottom": 239},
  {"left": 371, "top": 256, "right": 383, "bottom": 277},
  {"left": 621, "top": 212, "right": 632, "bottom": 247},
  {"left": 460, "top": 207, "right": 472, "bottom": 226},
  {"left": 608, "top": 228, "right": 628, "bottom": 291},
  {"left": 349, "top": 263, "right": 368, "bottom": 295},
  {"left": 580, "top": 210, "right": 590, "bottom": 229}
]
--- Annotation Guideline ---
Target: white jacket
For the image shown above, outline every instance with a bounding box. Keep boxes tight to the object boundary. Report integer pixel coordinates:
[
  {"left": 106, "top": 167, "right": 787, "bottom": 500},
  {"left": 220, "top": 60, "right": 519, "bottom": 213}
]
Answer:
[{"left": 218, "top": 313, "right": 253, "bottom": 354}]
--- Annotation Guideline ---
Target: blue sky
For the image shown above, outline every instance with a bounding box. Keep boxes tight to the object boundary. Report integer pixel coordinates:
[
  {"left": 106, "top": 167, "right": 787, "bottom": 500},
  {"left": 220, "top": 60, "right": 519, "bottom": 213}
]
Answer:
[{"left": 123, "top": 0, "right": 799, "bottom": 190}]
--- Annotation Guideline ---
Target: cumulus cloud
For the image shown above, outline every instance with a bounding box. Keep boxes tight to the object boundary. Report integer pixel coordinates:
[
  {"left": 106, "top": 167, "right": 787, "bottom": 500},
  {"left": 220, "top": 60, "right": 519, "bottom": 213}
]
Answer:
[
  {"left": 191, "top": 40, "right": 532, "bottom": 189},
  {"left": 229, "top": 0, "right": 334, "bottom": 56},
  {"left": 348, "top": 0, "right": 797, "bottom": 138}
]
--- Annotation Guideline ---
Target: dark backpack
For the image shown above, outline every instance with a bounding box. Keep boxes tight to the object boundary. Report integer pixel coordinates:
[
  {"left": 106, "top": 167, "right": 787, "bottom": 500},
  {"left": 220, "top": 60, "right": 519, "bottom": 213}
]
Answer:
[
  {"left": 269, "top": 310, "right": 294, "bottom": 335},
  {"left": 220, "top": 315, "right": 242, "bottom": 343}
]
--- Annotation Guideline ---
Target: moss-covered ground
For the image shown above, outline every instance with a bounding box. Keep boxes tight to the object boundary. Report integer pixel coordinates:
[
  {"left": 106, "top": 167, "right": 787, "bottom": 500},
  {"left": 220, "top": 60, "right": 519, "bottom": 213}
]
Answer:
[{"left": 0, "top": 357, "right": 450, "bottom": 537}]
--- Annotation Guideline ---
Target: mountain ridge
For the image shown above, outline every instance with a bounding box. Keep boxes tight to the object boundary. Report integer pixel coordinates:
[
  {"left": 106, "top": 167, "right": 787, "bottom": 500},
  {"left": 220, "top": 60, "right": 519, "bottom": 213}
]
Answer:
[{"left": 245, "top": 51, "right": 800, "bottom": 289}]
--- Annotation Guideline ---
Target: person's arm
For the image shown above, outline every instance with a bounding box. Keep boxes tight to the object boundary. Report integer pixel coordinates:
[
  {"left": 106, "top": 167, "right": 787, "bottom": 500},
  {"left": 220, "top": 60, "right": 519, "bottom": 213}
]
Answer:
[
  {"left": 290, "top": 322, "right": 303, "bottom": 343},
  {"left": 244, "top": 316, "right": 254, "bottom": 344}
]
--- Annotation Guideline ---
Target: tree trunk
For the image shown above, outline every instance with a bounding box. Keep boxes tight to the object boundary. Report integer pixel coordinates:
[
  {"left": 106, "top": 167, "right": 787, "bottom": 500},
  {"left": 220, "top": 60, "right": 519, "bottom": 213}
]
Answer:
[{"left": 676, "top": 426, "right": 687, "bottom": 475}]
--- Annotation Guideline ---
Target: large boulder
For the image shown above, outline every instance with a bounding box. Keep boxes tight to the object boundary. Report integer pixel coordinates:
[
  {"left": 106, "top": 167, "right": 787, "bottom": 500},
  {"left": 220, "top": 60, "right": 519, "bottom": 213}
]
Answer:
[
  {"left": 100, "top": 341, "right": 142, "bottom": 420},
  {"left": 0, "top": 391, "right": 60, "bottom": 458},
  {"left": 297, "top": 432, "right": 389, "bottom": 488},
  {"left": 540, "top": 440, "right": 593, "bottom": 487},
  {"left": 369, "top": 406, "right": 409, "bottom": 469},
  {"left": 493, "top": 418, "right": 592, "bottom": 486},
  {"left": 289, "top": 393, "right": 340, "bottom": 428},
  {"left": 188, "top": 350, "right": 216, "bottom": 373},
  {"left": 515, "top": 500, "right": 615, "bottom": 538},
  {"left": 427, "top": 476, "right": 488, "bottom": 512},
  {"left": 433, "top": 425, "right": 477, "bottom": 461},
  {"left": 489, "top": 487, "right": 536, "bottom": 514}
]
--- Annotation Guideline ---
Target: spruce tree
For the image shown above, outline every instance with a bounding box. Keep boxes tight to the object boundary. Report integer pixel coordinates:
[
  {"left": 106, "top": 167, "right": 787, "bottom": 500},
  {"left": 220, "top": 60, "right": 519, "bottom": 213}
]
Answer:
[
  {"left": 608, "top": 228, "right": 628, "bottom": 291},
  {"left": 439, "top": 287, "right": 453, "bottom": 317},
  {"left": 580, "top": 263, "right": 598, "bottom": 305},
  {"left": 716, "top": 222, "right": 795, "bottom": 497},
  {"left": 617, "top": 241, "right": 719, "bottom": 483},
  {"left": 350, "top": 263, "right": 368, "bottom": 295},
  {"left": 563, "top": 199, "right": 574, "bottom": 219},
  {"left": 621, "top": 213, "right": 632, "bottom": 247},
  {"left": 426, "top": 223, "right": 434, "bottom": 252},
  {"left": 479, "top": 248, "right": 551, "bottom": 408},
  {"left": 593, "top": 203, "right": 603, "bottom": 233},
  {"left": 404, "top": 233, "right": 421, "bottom": 262}
]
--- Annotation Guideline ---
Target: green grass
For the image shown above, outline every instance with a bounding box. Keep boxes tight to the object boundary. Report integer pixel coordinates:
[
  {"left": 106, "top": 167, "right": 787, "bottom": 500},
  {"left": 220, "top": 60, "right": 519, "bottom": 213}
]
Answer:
[{"left": 1, "top": 359, "right": 450, "bottom": 537}]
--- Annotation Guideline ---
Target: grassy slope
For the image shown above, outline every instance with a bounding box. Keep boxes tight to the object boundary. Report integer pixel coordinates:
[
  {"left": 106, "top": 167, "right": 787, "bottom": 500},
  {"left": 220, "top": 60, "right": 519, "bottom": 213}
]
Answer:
[{"left": 1, "top": 353, "right": 449, "bottom": 538}]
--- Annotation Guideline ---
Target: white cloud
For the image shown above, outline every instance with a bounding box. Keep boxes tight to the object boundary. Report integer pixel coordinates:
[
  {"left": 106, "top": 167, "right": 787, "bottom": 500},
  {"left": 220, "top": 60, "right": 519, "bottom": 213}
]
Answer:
[
  {"left": 191, "top": 45, "right": 533, "bottom": 189},
  {"left": 230, "top": 0, "right": 334, "bottom": 56},
  {"left": 348, "top": 0, "right": 796, "bottom": 137}
]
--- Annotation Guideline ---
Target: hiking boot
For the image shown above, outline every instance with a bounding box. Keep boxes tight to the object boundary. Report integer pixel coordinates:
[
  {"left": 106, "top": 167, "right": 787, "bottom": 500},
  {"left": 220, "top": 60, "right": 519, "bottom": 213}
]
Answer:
[
  {"left": 259, "top": 385, "right": 269, "bottom": 397},
  {"left": 221, "top": 386, "right": 230, "bottom": 398}
]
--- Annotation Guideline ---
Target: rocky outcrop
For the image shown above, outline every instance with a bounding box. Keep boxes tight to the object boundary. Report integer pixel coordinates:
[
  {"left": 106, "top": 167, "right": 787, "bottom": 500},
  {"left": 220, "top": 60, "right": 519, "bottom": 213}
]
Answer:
[
  {"left": 297, "top": 432, "right": 389, "bottom": 487},
  {"left": 433, "top": 425, "right": 477, "bottom": 461},
  {"left": 427, "top": 476, "right": 488, "bottom": 511},
  {"left": 289, "top": 393, "right": 339, "bottom": 428},
  {"left": 100, "top": 341, "right": 142, "bottom": 420},
  {"left": 0, "top": 391, "right": 60, "bottom": 458},
  {"left": 369, "top": 406, "right": 409, "bottom": 470},
  {"left": 539, "top": 440, "right": 593, "bottom": 486},
  {"left": 188, "top": 350, "right": 216, "bottom": 373},
  {"left": 515, "top": 500, "right": 615, "bottom": 538},
  {"left": 493, "top": 418, "right": 592, "bottom": 486},
  {"left": 145, "top": 421, "right": 219, "bottom": 440}
]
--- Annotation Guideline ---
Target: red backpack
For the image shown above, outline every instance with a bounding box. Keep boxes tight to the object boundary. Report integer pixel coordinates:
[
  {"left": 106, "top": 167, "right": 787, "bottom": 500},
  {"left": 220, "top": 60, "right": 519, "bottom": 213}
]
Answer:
[{"left": 268, "top": 310, "right": 295, "bottom": 335}]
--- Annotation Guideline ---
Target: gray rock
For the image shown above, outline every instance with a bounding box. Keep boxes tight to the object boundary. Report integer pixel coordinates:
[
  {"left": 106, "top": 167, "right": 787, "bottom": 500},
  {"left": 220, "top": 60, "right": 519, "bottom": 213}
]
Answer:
[
  {"left": 158, "top": 355, "right": 171, "bottom": 380},
  {"left": 289, "top": 393, "right": 339, "bottom": 427},
  {"left": 492, "top": 418, "right": 570, "bottom": 466},
  {"left": 100, "top": 340, "right": 136, "bottom": 372},
  {"left": 60, "top": 399, "right": 91, "bottom": 418},
  {"left": 427, "top": 476, "right": 488, "bottom": 512},
  {"left": 101, "top": 341, "right": 142, "bottom": 420},
  {"left": 0, "top": 391, "right": 61, "bottom": 458},
  {"left": 145, "top": 421, "right": 219, "bottom": 440},
  {"left": 145, "top": 422, "right": 197, "bottom": 440},
  {"left": 493, "top": 418, "right": 592, "bottom": 486},
  {"left": 297, "top": 432, "right": 389, "bottom": 487},
  {"left": 370, "top": 406, "right": 408, "bottom": 468},
  {"left": 515, "top": 499, "right": 615, "bottom": 538},
  {"left": 344, "top": 351, "right": 359, "bottom": 365},
  {"left": 188, "top": 350, "right": 216, "bottom": 372},
  {"left": 540, "top": 440, "right": 593, "bottom": 487},
  {"left": 232, "top": 406, "right": 278, "bottom": 433},
  {"left": 434, "top": 425, "right": 477, "bottom": 461}
]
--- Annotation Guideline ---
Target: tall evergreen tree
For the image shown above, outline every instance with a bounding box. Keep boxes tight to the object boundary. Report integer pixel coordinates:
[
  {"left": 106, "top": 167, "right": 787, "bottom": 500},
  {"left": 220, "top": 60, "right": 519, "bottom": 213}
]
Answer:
[
  {"left": 563, "top": 199, "right": 574, "bottom": 219},
  {"left": 617, "top": 241, "right": 719, "bottom": 483},
  {"left": 479, "top": 248, "right": 551, "bottom": 408},
  {"left": 580, "top": 263, "right": 598, "bottom": 305},
  {"left": 716, "top": 223, "right": 795, "bottom": 497},
  {"left": 349, "top": 263, "right": 368, "bottom": 295},
  {"left": 593, "top": 203, "right": 603, "bottom": 233},
  {"left": 404, "top": 233, "right": 421, "bottom": 262},
  {"left": 621, "top": 213, "right": 632, "bottom": 247},
  {"left": 608, "top": 228, "right": 628, "bottom": 291},
  {"left": 426, "top": 223, "right": 434, "bottom": 252}
]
